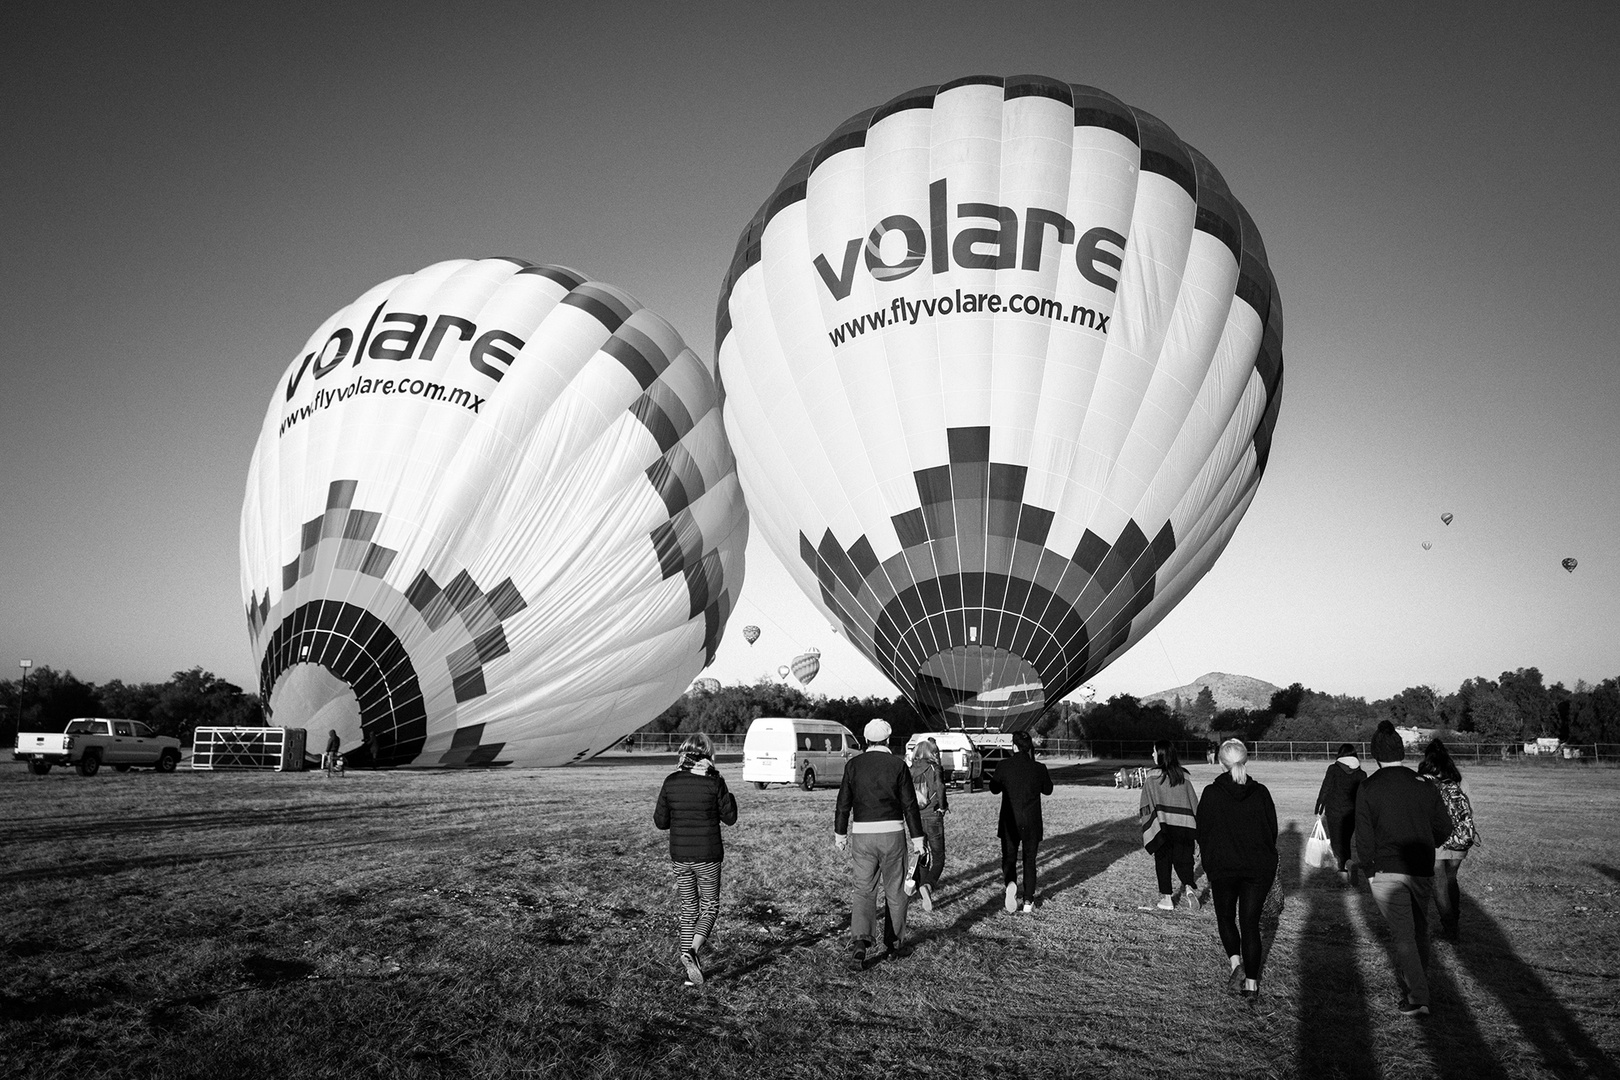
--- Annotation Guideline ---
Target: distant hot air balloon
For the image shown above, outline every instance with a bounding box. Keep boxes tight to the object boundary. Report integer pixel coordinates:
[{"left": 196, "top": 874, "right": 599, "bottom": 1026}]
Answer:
[
  {"left": 1422, "top": 541, "right": 1433, "bottom": 550},
  {"left": 791, "top": 648, "right": 822, "bottom": 685},
  {"left": 742, "top": 624, "right": 761, "bottom": 645},
  {"left": 1563, "top": 557, "right": 1578, "bottom": 573},
  {"left": 240, "top": 258, "right": 748, "bottom": 767},
  {"left": 1441, "top": 512, "right": 1453, "bottom": 526},
  {"left": 692, "top": 677, "right": 722, "bottom": 695},
  {"left": 778, "top": 664, "right": 791, "bottom": 679},
  {"left": 718, "top": 76, "right": 1283, "bottom": 732}
]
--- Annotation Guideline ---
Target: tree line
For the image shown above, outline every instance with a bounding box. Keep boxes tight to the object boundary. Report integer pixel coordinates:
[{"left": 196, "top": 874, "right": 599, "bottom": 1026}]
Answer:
[{"left": 0, "top": 666, "right": 261, "bottom": 747}]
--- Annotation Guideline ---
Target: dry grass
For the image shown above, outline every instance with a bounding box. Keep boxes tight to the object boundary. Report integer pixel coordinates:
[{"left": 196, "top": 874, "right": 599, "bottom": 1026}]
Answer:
[{"left": 2, "top": 757, "right": 1617, "bottom": 1079}]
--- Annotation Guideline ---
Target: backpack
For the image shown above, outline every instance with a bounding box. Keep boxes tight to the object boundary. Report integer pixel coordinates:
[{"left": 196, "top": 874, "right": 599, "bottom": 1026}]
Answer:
[{"left": 1437, "top": 780, "right": 1476, "bottom": 851}]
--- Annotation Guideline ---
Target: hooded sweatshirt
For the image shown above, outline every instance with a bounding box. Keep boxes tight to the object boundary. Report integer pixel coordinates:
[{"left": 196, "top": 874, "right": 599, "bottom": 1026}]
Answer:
[
  {"left": 1196, "top": 772, "right": 1279, "bottom": 880},
  {"left": 1315, "top": 755, "right": 1366, "bottom": 819}
]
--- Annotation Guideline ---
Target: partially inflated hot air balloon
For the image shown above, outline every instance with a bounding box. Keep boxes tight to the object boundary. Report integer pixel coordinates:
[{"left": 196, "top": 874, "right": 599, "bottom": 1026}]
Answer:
[
  {"left": 1563, "top": 557, "right": 1578, "bottom": 573},
  {"left": 742, "top": 624, "right": 761, "bottom": 645},
  {"left": 791, "top": 648, "right": 822, "bottom": 686},
  {"left": 1441, "top": 513, "right": 1453, "bottom": 526},
  {"left": 692, "top": 677, "right": 722, "bottom": 695},
  {"left": 241, "top": 258, "right": 748, "bottom": 767},
  {"left": 718, "top": 77, "right": 1282, "bottom": 731}
]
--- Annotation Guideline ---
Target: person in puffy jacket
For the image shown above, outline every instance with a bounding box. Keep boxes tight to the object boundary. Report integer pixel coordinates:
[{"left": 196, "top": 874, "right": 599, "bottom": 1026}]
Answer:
[
  {"left": 1196, "top": 738, "right": 1278, "bottom": 1007},
  {"left": 1314, "top": 743, "right": 1366, "bottom": 879},
  {"left": 654, "top": 733, "right": 738, "bottom": 986}
]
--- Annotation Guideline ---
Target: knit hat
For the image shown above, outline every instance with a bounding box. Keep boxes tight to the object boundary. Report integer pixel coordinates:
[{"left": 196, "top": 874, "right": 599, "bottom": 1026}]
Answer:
[
  {"left": 1371, "top": 721, "right": 1405, "bottom": 763},
  {"left": 863, "top": 718, "right": 892, "bottom": 743}
]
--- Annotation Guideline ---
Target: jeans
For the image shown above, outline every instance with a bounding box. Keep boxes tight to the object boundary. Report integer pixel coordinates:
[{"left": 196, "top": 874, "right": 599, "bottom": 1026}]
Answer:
[
  {"left": 1001, "top": 830, "right": 1041, "bottom": 902},
  {"left": 915, "top": 813, "right": 945, "bottom": 889},
  {"left": 849, "top": 830, "right": 909, "bottom": 948},
  {"left": 1210, "top": 874, "right": 1271, "bottom": 980},
  {"left": 1154, "top": 828, "right": 1197, "bottom": 894},
  {"left": 1368, "top": 872, "right": 1434, "bottom": 1006}
]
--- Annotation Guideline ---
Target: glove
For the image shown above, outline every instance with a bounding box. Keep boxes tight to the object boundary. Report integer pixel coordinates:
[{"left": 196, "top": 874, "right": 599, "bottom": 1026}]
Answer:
[{"left": 834, "top": 833, "right": 849, "bottom": 852}]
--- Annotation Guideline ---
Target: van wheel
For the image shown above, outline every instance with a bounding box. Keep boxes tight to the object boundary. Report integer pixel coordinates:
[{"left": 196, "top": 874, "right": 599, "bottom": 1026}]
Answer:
[
  {"left": 753, "top": 781, "right": 768, "bottom": 790},
  {"left": 77, "top": 752, "right": 102, "bottom": 777},
  {"left": 29, "top": 761, "right": 51, "bottom": 775},
  {"left": 800, "top": 768, "right": 816, "bottom": 791},
  {"left": 156, "top": 751, "right": 180, "bottom": 773}
]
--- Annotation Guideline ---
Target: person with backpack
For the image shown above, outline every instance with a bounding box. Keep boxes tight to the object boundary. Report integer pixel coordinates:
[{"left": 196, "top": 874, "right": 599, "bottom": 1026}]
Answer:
[
  {"left": 1314, "top": 743, "right": 1366, "bottom": 881},
  {"left": 1140, "top": 740, "right": 1201, "bottom": 911},
  {"left": 1418, "top": 738, "right": 1475, "bottom": 941},
  {"left": 653, "top": 733, "right": 739, "bottom": 986},
  {"left": 906, "top": 737, "right": 948, "bottom": 911}
]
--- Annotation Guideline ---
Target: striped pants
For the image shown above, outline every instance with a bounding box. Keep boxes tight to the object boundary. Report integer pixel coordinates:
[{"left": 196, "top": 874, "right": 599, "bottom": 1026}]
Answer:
[{"left": 673, "top": 859, "right": 722, "bottom": 953}]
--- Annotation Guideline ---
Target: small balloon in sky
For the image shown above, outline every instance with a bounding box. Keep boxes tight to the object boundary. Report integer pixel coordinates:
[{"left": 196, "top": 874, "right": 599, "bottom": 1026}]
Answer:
[
  {"left": 778, "top": 664, "right": 791, "bottom": 679},
  {"left": 1441, "top": 512, "right": 1454, "bottom": 526},
  {"left": 791, "top": 648, "right": 821, "bottom": 685},
  {"left": 742, "top": 624, "right": 760, "bottom": 645},
  {"left": 1562, "top": 557, "right": 1578, "bottom": 573},
  {"left": 1422, "top": 541, "right": 1433, "bottom": 550}
]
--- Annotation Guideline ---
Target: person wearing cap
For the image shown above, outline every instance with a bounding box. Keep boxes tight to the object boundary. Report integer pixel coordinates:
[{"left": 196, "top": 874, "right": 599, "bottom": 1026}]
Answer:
[
  {"left": 834, "top": 719, "right": 926, "bottom": 969},
  {"left": 988, "top": 730, "right": 1053, "bottom": 914},
  {"left": 1354, "top": 720, "right": 1454, "bottom": 1019}
]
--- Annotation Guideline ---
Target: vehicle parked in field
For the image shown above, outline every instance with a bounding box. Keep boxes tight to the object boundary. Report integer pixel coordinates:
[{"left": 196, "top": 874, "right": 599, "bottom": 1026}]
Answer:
[
  {"left": 13, "top": 718, "right": 182, "bottom": 776},
  {"left": 905, "top": 731, "right": 984, "bottom": 789},
  {"left": 741, "top": 717, "right": 859, "bottom": 790}
]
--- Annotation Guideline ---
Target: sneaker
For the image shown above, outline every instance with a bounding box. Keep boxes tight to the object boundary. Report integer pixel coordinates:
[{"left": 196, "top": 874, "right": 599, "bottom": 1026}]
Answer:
[
  {"left": 887, "top": 942, "right": 913, "bottom": 959},
  {"left": 1182, "top": 887, "right": 1201, "bottom": 914},
  {"left": 1004, "top": 882, "right": 1018, "bottom": 913},
  {"left": 1398, "top": 999, "right": 1430, "bottom": 1018},
  {"left": 680, "top": 952, "right": 704, "bottom": 986},
  {"left": 1226, "top": 963, "right": 1243, "bottom": 996},
  {"left": 1156, "top": 894, "right": 1175, "bottom": 911},
  {"left": 1240, "top": 987, "right": 1259, "bottom": 1008},
  {"left": 1021, "top": 902, "right": 1035, "bottom": 914},
  {"left": 918, "top": 884, "right": 934, "bottom": 912},
  {"left": 904, "top": 877, "right": 916, "bottom": 897},
  {"left": 848, "top": 942, "right": 868, "bottom": 971}
]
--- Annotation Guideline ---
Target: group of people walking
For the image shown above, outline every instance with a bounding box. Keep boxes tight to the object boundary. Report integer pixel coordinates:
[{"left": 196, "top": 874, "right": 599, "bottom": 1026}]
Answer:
[{"left": 649, "top": 717, "right": 1475, "bottom": 1015}]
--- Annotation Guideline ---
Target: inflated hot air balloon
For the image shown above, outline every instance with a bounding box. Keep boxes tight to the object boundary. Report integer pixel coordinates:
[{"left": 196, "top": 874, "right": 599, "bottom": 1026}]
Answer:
[
  {"left": 778, "top": 664, "right": 791, "bottom": 679},
  {"left": 1422, "top": 541, "right": 1433, "bottom": 550},
  {"left": 742, "top": 624, "right": 761, "bottom": 645},
  {"left": 717, "top": 77, "right": 1283, "bottom": 731},
  {"left": 1441, "top": 512, "right": 1453, "bottom": 526},
  {"left": 692, "top": 677, "right": 722, "bottom": 695},
  {"left": 1563, "top": 557, "right": 1578, "bottom": 573},
  {"left": 791, "top": 648, "right": 822, "bottom": 685},
  {"left": 241, "top": 258, "right": 748, "bottom": 767}
]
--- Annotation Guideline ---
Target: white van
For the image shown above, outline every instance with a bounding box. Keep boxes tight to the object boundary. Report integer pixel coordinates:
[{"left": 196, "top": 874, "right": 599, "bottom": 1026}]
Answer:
[
  {"left": 742, "top": 717, "right": 859, "bottom": 790},
  {"left": 905, "top": 731, "right": 984, "bottom": 788}
]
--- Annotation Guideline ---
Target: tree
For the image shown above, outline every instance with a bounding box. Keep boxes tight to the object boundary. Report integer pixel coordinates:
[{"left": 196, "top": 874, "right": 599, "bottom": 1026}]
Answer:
[
  {"left": 1386, "top": 685, "right": 1440, "bottom": 729},
  {"left": 1498, "top": 667, "right": 1554, "bottom": 737},
  {"left": 1191, "top": 686, "right": 1218, "bottom": 728},
  {"left": 1569, "top": 678, "right": 1620, "bottom": 744},
  {"left": 151, "top": 668, "right": 259, "bottom": 745},
  {"left": 1079, "top": 694, "right": 1191, "bottom": 744},
  {"left": 1268, "top": 682, "right": 1308, "bottom": 719}
]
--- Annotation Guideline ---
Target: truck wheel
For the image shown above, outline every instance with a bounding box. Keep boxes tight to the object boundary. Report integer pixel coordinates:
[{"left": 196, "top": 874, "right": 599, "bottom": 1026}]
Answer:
[
  {"left": 29, "top": 760, "right": 51, "bottom": 775},
  {"left": 800, "top": 768, "right": 816, "bottom": 791},
  {"left": 77, "top": 752, "right": 102, "bottom": 777},
  {"left": 753, "top": 781, "right": 768, "bottom": 790},
  {"left": 155, "top": 750, "right": 179, "bottom": 773}
]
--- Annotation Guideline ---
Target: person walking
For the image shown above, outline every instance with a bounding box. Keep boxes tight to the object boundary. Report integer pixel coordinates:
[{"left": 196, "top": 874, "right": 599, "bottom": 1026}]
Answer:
[
  {"left": 907, "top": 737, "right": 948, "bottom": 912},
  {"left": 989, "top": 730, "right": 1052, "bottom": 914},
  {"left": 1140, "top": 740, "right": 1201, "bottom": 912},
  {"left": 1355, "top": 721, "right": 1454, "bottom": 1018},
  {"left": 653, "top": 733, "right": 738, "bottom": 987},
  {"left": 1418, "top": 738, "right": 1475, "bottom": 941},
  {"left": 834, "top": 719, "right": 925, "bottom": 970},
  {"left": 1314, "top": 742, "right": 1366, "bottom": 881},
  {"left": 322, "top": 728, "right": 342, "bottom": 775},
  {"left": 1195, "top": 738, "right": 1278, "bottom": 1007}
]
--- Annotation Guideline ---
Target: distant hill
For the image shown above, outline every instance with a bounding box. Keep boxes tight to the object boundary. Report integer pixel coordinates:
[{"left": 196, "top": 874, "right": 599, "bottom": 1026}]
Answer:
[{"left": 1140, "top": 672, "right": 1280, "bottom": 714}]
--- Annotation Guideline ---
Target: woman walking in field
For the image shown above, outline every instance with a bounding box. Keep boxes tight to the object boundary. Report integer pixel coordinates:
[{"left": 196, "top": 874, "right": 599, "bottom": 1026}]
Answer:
[
  {"left": 1196, "top": 738, "right": 1278, "bottom": 1007},
  {"left": 1418, "top": 738, "right": 1475, "bottom": 941},
  {"left": 654, "top": 733, "right": 738, "bottom": 986},
  {"left": 1140, "top": 740, "right": 1201, "bottom": 911},
  {"left": 1314, "top": 742, "right": 1366, "bottom": 881},
  {"left": 907, "top": 737, "right": 948, "bottom": 911}
]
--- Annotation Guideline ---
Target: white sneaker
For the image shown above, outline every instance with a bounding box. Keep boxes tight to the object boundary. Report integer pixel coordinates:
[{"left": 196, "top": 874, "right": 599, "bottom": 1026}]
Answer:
[
  {"left": 918, "top": 884, "right": 933, "bottom": 912},
  {"left": 1182, "top": 886, "right": 1201, "bottom": 913},
  {"left": 1021, "top": 902, "right": 1035, "bottom": 914},
  {"left": 1004, "top": 882, "right": 1018, "bottom": 913},
  {"left": 1156, "top": 894, "right": 1175, "bottom": 911}
]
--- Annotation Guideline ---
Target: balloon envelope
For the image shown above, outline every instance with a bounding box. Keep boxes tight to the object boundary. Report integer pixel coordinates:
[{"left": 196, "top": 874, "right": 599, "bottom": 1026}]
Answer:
[
  {"left": 1563, "top": 557, "right": 1578, "bottom": 573},
  {"left": 1441, "top": 512, "right": 1453, "bottom": 526},
  {"left": 241, "top": 258, "right": 747, "bottom": 767},
  {"left": 742, "top": 624, "right": 761, "bottom": 645},
  {"left": 718, "top": 77, "right": 1283, "bottom": 731},
  {"left": 692, "top": 677, "right": 722, "bottom": 695},
  {"left": 1422, "top": 541, "right": 1432, "bottom": 550},
  {"left": 791, "top": 648, "right": 822, "bottom": 685}
]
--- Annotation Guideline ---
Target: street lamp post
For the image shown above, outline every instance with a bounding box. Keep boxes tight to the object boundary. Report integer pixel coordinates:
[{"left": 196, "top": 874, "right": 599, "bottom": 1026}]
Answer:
[{"left": 18, "top": 659, "right": 32, "bottom": 738}]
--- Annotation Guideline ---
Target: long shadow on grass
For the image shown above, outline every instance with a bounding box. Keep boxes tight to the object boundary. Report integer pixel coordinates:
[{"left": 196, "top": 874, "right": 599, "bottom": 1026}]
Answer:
[
  {"left": 0, "top": 800, "right": 463, "bottom": 845},
  {"left": 1590, "top": 863, "right": 1620, "bottom": 886},
  {"left": 1295, "top": 876, "right": 1378, "bottom": 1077}
]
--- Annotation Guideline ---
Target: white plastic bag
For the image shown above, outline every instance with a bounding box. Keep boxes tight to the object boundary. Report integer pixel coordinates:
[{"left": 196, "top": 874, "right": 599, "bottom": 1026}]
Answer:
[{"left": 1304, "top": 816, "right": 1335, "bottom": 869}]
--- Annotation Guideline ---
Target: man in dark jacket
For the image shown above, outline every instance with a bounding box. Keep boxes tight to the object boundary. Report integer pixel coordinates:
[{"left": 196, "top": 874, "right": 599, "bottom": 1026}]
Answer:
[
  {"left": 1355, "top": 721, "right": 1453, "bottom": 1018},
  {"left": 834, "top": 719, "right": 925, "bottom": 969},
  {"left": 989, "top": 730, "right": 1053, "bottom": 913}
]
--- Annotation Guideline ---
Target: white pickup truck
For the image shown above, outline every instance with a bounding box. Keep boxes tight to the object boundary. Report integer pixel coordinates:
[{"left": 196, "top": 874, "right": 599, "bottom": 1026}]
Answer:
[{"left": 13, "top": 717, "right": 182, "bottom": 776}]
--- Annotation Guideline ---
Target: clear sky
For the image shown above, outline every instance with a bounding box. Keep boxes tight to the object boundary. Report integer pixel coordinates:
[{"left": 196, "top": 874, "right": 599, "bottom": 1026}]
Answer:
[{"left": 3, "top": 1, "right": 1615, "bottom": 706}]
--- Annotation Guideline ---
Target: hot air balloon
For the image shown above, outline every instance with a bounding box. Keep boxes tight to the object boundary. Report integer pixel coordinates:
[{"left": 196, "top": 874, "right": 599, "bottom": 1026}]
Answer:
[
  {"left": 742, "top": 624, "right": 761, "bottom": 645},
  {"left": 1422, "top": 541, "right": 1432, "bottom": 550},
  {"left": 778, "top": 664, "right": 791, "bottom": 679},
  {"left": 717, "top": 77, "right": 1282, "bottom": 732},
  {"left": 1441, "top": 512, "right": 1453, "bottom": 526},
  {"left": 1563, "top": 557, "right": 1578, "bottom": 573},
  {"left": 241, "top": 258, "right": 748, "bottom": 767},
  {"left": 692, "top": 677, "right": 722, "bottom": 695},
  {"left": 791, "top": 648, "right": 822, "bottom": 685}
]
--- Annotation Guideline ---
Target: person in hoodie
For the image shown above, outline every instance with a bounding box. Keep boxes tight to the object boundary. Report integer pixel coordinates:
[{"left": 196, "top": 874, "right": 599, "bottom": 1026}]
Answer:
[
  {"left": 1196, "top": 738, "right": 1278, "bottom": 1007},
  {"left": 1355, "top": 721, "right": 1453, "bottom": 1018},
  {"left": 1314, "top": 743, "right": 1367, "bottom": 881},
  {"left": 834, "top": 719, "right": 926, "bottom": 970},
  {"left": 907, "top": 737, "right": 948, "bottom": 912},
  {"left": 989, "top": 730, "right": 1053, "bottom": 914},
  {"left": 653, "top": 732, "right": 738, "bottom": 986},
  {"left": 1140, "top": 740, "right": 1202, "bottom": 912}
]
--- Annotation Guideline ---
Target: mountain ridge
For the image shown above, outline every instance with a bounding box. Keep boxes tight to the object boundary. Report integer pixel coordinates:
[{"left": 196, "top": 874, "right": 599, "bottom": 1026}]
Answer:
[{"left": 1139, "top": 671, "right": 1281, "bottom": 714}]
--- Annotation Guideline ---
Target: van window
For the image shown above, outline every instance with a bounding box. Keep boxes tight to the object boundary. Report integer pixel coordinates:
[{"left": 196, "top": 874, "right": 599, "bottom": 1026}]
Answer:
[
  {"left": 803, "top": 733, "right": 838, "bottom": 752},
  {"left": 132, "top": 723, "right": 155, "bottom": 738}
]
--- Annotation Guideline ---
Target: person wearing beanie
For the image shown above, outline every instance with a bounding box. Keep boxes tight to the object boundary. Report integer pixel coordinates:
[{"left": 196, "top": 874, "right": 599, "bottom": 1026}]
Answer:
[
  {"left": 834, "top": 718, "right": 925, "bottom": 969},
  {"left": 1354, "top": 720, "right": 1454, "bottom": 1018},
  {"left": 1195, "top": 738, "right": 1278, "bottom": 1007},
  {"left": 653, "top": 732, "right": 738, "bottom": 987},
  {"left": 989, "top": 730, "right": 1053, "bottom": 914},
  {"left": 1314, "top": 742, "right": 1367, "bottom": 880}
]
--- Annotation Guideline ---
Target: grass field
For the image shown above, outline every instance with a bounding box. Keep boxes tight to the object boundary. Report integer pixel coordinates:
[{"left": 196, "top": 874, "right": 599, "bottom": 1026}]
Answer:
[{"left": 2, "top": 756, "right": 1617, "bottom": 1079}]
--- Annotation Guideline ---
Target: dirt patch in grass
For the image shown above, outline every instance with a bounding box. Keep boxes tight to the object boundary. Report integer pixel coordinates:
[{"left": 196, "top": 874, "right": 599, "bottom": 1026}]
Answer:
[{"left": 2, "top": 759, "right": 1617, "bottom": 1078}]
